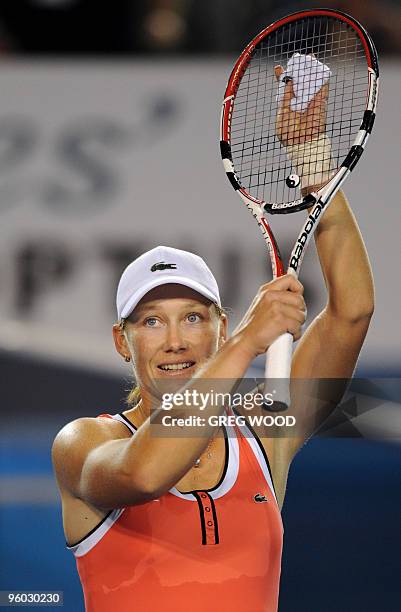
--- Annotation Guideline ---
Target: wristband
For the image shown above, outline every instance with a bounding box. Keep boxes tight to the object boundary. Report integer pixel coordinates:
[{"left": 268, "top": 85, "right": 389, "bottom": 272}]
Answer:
[{"left": 285, "top": 133, "right": 333, "bottom": 189}]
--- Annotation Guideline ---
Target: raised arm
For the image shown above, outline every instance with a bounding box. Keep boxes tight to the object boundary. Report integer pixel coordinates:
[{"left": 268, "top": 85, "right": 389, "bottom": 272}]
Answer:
[
  {"left": 272, "top": 61, "right": 374, "bottom": 455},
  {"left": 293, "top": 188, "right": 374, "bottom": 376},
  {"left": 287, "top": 188, "right": 374, "bottom": 452}
]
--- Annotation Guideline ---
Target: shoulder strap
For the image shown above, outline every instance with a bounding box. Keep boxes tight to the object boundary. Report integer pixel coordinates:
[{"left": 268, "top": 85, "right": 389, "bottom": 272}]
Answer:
[{"left": 97, "top": 412, "right": 137, "bottom": 436}]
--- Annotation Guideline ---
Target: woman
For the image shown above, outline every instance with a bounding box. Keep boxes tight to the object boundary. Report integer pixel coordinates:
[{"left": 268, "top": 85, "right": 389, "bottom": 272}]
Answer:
[{"left": 52, "top": 65, "right": 374, "bottom": 612}]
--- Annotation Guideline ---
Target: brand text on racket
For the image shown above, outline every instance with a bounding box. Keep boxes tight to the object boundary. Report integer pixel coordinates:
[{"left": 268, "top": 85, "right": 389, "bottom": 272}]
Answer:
[{"left": 290, "top": 199, "right": 327, "bottom": 271}]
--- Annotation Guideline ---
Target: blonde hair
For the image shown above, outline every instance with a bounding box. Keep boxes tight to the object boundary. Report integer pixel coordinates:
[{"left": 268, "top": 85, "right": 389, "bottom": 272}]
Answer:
[
  {"left": 126, "top": 385, "right": 141, "bottom": 406},
  {"left": 124, "top": 302, "right": 226, "bottom": 407}
]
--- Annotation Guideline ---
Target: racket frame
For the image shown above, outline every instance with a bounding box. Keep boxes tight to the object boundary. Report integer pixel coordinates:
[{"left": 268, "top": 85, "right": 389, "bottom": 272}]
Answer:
[{"left": 219, "top": 8, "right": 379, "bottom": 409}]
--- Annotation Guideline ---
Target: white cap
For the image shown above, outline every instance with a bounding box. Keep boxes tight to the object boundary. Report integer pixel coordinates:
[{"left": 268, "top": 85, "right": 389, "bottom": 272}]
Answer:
[{"left": 116, "top": 245, "right": 221, "bottom": 321}]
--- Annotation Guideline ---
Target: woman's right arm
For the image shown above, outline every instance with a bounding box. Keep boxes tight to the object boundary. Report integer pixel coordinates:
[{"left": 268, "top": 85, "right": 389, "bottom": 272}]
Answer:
[
  {"left": 52, "top": 275, "right": 305, "bottom": 509},
  {"left": 52, "top": 334, "right": 254, "bottom": 510},
  {"left": 52, "top": 417, "right": 156, "bottom": 509}
]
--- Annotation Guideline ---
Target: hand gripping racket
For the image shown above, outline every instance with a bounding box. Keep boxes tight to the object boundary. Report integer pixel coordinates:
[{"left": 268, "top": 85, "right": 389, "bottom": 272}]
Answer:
[{"left": 220, "top": 9, "right": 379, "bottom": 410}]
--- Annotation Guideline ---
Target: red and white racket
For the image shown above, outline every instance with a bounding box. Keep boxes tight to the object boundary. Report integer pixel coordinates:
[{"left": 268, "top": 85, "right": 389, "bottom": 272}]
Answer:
[{"left": 220, "top": 9, "right": 379, "bottom": 410}]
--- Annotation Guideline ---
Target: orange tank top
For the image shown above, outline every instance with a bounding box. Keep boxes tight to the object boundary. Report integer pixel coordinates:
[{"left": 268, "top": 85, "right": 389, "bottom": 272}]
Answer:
[{"left": 67, "top": 409, "right": 283, "bottom": 612}]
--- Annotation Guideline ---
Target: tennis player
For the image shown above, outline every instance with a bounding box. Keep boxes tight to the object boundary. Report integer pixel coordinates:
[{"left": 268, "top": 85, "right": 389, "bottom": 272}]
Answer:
[{"left": 52, "top": 72, "right": 374, "bottom": 612}]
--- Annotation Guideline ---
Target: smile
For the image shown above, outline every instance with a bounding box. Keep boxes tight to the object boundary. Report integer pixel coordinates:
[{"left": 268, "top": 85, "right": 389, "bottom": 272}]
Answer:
[{"left": 158, "top": 361, "right": 195, "bottom": 371}]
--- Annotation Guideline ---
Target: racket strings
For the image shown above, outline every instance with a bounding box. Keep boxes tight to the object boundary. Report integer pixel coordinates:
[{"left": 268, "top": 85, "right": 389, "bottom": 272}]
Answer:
[{"left": 229, "top": 16, "right": 368, "bottom": 204}]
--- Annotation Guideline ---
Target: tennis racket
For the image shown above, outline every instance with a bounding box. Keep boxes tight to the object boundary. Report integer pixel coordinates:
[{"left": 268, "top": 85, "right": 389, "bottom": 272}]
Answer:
[{"left": 220, "top": 8, "right": 379, "bottom": 411}]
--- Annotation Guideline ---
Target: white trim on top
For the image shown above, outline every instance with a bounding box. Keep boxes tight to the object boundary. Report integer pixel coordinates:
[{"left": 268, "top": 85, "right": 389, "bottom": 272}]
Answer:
[
  {"left": 67, "top": 507, "right": 125, "bottom": 558},
  {"left": 233, "top": 416, "right": 278, "bottom": 505},
  {"left": 170, "top": 422, "right": 239, "bottom": 501}
]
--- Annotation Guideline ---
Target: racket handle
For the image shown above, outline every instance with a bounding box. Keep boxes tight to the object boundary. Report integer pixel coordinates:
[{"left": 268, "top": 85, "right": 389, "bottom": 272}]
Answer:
[{"left": 263, "top": 332, "right": 293, "bottom": 411}]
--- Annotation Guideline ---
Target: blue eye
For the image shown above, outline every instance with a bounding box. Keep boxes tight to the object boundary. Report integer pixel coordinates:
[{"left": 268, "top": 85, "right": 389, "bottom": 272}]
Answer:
[
  {"left": 144, "top": 317, "right": 159, "bottom": 327},
  {"left": 187, "top": 313, "right": 201, "bottom": 323}
]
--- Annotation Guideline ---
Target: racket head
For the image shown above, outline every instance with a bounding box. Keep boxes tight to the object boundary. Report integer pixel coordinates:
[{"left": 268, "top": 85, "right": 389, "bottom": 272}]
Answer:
[{"left": 220, "top": 8, "right": 379, "bottom": 215}]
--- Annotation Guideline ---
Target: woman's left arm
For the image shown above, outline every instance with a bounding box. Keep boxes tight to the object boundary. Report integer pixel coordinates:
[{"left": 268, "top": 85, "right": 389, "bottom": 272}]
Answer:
[
  {"left": 293, "top": 188, "right": 374, "bottom": 377},
  {"left": 282, "top": 188, "right": 374, "bottom": 453}
]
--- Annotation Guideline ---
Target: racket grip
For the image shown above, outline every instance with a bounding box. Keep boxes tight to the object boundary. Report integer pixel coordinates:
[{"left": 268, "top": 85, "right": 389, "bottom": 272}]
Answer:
[{"left": 263, "top": 332, "right": 293, "bottom": 411}]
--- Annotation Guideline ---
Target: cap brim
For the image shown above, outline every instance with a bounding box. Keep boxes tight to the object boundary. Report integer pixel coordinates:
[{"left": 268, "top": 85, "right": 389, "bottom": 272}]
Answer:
[{"left": 120, "top": 276, "right": 220, "bottom": 320}]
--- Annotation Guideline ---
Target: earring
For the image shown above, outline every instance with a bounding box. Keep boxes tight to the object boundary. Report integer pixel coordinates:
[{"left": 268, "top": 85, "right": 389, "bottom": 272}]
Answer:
[{"left": 124, "top": 355, "right": 131, "bottom": 363}]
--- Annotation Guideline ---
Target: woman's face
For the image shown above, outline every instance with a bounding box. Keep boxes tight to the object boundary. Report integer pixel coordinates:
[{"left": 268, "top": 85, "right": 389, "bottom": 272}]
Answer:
[{"left": 115, "top": 284, "right": 226, "bottom": 400}]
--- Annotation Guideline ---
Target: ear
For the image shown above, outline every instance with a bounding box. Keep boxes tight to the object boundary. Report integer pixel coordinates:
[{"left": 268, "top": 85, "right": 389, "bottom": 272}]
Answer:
[
  {"left": 112, "top": 323, "right": 131, "bottom": 360},
  {"left": 218, "top": 314, "right": 228, "bottom": 348}
]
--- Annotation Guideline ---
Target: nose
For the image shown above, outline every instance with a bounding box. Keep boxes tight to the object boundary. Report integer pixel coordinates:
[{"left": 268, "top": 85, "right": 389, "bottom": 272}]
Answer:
[{"left": 163, "top": 322, "right": 188, "bottom": 353}]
